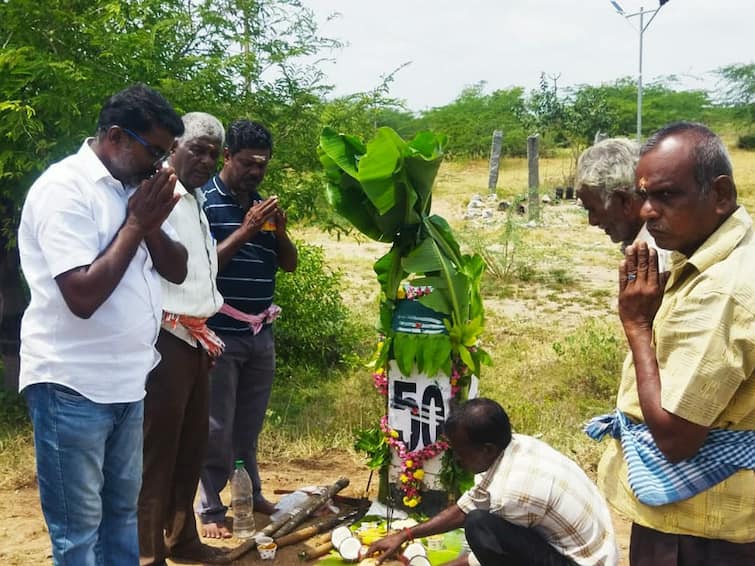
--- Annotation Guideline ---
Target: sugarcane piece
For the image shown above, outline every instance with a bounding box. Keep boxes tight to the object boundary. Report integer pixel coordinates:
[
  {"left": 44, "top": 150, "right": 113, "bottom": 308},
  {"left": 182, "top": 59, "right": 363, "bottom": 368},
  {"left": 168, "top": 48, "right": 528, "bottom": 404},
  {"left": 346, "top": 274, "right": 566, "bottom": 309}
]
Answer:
[
  {"left": 269, "top": 477, "right": 350, "bottom": 538},
  {"left": 275, "top": 512, "right": 348, "bottom": 548},
  {"left": 298, "top": 540, "right": 334, "bottom": 561}
]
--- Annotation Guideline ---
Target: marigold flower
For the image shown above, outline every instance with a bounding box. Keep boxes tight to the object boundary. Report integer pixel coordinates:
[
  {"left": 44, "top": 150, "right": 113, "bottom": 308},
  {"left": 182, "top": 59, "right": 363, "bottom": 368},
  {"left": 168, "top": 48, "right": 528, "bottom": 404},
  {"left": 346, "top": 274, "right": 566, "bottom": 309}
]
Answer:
[
  {"left": 413, "top": 468, "right": 425, "bottom": 480},
  {"left": 405, "top": 459, "right": 413, "bottom": 468},
  {"left": 403, "top": 496, "right": 420, "bottom": 508},
  {"left": 396, "top": 287, "right": 406, "bottom": 299},
  {"left": 390, "top": 430, "right": 399, "bottom": 439},
  {"left": 400, "top": 474, "right": 409, "bottom": 483}
]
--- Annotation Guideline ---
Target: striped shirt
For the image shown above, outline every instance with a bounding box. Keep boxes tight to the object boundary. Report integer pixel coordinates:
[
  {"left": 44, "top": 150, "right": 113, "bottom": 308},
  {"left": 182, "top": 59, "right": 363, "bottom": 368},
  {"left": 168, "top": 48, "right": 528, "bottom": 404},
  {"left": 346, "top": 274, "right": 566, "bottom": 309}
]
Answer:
[
  {"left": 457, "top": 434, "right": 618, "bottom": 566},
  {"left": 201, "top": 175, "right": 278, "bottom": 333}
]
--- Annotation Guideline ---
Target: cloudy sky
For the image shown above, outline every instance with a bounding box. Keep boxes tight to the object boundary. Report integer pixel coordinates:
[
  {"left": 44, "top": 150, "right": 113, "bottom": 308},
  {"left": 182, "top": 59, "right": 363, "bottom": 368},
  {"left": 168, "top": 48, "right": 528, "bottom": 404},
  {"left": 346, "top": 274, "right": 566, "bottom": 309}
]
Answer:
[{"left": 302, "top": 0, "right": 753, "bottom": 111}]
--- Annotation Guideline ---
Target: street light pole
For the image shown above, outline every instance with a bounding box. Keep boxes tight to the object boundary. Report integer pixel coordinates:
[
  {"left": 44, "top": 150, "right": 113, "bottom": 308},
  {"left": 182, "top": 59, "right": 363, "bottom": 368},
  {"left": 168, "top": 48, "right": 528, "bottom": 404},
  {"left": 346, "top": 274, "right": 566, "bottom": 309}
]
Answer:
[{"left": 609, "top": 2, "right": 668, "bottom": 141}]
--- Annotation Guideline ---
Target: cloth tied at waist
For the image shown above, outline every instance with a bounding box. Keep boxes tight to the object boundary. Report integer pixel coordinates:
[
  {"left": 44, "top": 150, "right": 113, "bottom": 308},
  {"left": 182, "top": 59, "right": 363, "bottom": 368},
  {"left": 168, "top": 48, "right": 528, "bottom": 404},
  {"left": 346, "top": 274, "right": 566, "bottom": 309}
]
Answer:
[
  {"left": 584, "top": 409, "right": 755, "bottom": 506},
  {"left": 162, "top": 312, "right": 225, "bottom": 358},
  {"left": 218, "top": 302, "right": 281, "bottom": 335}
]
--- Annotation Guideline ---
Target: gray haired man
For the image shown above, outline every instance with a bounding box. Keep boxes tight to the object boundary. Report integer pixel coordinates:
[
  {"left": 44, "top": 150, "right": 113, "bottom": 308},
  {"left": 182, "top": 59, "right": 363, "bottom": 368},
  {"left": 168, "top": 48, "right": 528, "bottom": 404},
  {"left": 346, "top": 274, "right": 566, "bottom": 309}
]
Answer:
[
  {"left": 576, "top": 137, "right": 670, "bottom": 271},
  {"left": 138, "top": 112, "right": 228, "bottom": 565}
]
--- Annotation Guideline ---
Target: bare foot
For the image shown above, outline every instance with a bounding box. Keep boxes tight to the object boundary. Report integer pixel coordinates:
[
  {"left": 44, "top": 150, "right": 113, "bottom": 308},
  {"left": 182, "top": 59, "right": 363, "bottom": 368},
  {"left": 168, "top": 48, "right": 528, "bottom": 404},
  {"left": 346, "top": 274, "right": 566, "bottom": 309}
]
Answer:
[{"left": 201, "top": 522, "right": 232, "bottom": 539}]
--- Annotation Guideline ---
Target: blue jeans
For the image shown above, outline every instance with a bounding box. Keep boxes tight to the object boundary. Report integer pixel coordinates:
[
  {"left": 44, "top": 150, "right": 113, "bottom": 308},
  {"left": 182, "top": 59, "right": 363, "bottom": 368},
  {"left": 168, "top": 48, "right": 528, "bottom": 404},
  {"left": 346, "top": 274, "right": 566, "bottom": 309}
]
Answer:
[{"left": 24, "top": 383, "right": 143, "bottom": 566}]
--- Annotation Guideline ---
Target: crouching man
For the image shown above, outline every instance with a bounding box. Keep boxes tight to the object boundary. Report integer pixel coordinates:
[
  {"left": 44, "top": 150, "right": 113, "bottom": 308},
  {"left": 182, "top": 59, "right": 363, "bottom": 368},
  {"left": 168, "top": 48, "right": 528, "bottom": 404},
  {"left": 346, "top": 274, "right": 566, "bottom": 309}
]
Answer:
[{"left": 367, "top": 398, "right": 618, "bottom": 566}]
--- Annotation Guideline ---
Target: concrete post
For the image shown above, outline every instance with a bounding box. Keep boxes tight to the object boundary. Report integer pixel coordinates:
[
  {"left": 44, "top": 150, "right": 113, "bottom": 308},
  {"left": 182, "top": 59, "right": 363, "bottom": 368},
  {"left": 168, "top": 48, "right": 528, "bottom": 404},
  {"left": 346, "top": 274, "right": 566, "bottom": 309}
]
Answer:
[
  {"left": 487, "top": 130, "right": 503, "bottom": 194},
  {"left": 527, "top": 134, "right": 540, "bottom": 222}
]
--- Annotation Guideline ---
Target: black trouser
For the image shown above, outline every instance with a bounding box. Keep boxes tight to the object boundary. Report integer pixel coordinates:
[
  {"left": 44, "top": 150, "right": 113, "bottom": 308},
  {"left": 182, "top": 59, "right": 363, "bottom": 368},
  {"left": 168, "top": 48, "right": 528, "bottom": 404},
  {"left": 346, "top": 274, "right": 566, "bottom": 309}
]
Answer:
[
  {"left": 465, "top": 510, "right": 579, "bottom": 566},
  {"left": 630, "top": 523, "right": 755, "bottom": 566}
]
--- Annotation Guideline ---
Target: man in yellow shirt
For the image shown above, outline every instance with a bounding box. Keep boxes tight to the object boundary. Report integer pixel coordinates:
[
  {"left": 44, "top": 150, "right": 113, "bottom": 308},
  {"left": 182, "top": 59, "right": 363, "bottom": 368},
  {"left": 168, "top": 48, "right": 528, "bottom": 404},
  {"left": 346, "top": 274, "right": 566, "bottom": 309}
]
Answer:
[{"left": 596, "top": 122, "right": 754, "bottom": 565}]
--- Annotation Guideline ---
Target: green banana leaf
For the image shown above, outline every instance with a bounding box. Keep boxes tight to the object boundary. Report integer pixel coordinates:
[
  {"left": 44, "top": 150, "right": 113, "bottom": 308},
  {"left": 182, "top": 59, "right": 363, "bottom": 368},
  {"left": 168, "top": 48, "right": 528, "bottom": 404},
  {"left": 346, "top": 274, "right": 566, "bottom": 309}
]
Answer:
[
  {"left": 374, "top": 247, "right": 406, "bottom": 300},
  {"left": 402, "top": 235, "right": 470, "bottom": 326},
  {"left": 319, "top": 127, "right": 446, "bottom": 243}
]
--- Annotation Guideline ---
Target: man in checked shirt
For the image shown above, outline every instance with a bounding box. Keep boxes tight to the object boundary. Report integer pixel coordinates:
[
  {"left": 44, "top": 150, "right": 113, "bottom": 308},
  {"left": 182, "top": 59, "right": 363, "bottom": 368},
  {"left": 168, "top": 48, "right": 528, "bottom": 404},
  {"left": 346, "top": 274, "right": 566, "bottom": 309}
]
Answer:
[{"left": 367, "top": 398, "right": 619, "bottom": 566}]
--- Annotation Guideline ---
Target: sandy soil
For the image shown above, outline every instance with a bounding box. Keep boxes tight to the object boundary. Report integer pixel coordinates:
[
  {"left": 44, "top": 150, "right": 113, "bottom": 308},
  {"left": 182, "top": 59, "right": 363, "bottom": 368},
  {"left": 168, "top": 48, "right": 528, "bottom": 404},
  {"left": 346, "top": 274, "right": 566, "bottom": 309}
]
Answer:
[{"left": 0, "top": 450, "right": 631, "bottom": 565}]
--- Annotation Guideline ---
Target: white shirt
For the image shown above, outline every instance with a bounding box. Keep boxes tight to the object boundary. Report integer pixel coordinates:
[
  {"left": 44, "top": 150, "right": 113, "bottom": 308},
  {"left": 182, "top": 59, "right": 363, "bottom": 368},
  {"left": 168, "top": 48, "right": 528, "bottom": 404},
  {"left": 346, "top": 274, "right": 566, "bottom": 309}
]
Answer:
[
  {"left": 160, "top": 180, "right": 223, "bottom": 346},
  {"left": 457, "top": 434, "right": 619, "bottom": 566},
  {"left": 635, "top": 223, "right": 671, "bottom": 273},
  {"left": 18, "top": 141, "right": 164, "bottom": 403}
]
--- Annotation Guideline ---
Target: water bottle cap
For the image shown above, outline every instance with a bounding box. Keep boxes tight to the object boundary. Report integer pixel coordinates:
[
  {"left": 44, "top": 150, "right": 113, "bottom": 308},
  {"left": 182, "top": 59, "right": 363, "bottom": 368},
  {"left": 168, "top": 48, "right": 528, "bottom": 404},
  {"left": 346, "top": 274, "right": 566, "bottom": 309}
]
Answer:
[{"left": 234, "top": 459, "right": 244, "bottom": 468}]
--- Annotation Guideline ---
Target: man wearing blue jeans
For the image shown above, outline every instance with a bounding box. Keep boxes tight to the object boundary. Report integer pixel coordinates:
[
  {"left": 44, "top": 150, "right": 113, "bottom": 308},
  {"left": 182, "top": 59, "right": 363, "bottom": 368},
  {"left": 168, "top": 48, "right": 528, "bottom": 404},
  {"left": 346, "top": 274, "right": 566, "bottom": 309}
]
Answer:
[
  {"left": 18, "top": 84, "right": 187, "bottom": 565},
  {"left": 197, "top": 120, "right": 297, "bottom": 538}
]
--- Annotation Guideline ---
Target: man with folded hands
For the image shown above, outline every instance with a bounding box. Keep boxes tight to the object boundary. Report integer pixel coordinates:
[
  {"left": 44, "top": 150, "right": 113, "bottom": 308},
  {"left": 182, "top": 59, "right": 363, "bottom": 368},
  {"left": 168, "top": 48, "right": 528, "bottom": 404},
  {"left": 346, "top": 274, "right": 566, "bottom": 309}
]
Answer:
[
  {"left": 137, "top": 112, "right": 228, "bottom": 565},
  {"left": 587, "top": 122, "right": 755, "bottom": 565},
  {"left": 197, "top": 119, "right": 298, "bottom": 538}
]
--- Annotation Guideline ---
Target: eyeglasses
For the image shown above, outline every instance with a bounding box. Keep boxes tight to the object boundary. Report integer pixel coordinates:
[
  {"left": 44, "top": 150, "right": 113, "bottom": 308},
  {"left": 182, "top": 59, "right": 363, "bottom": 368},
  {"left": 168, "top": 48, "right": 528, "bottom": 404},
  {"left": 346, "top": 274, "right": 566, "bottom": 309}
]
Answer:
[{"left": 121, "top": 127, "right": 171, "bottom": 167}]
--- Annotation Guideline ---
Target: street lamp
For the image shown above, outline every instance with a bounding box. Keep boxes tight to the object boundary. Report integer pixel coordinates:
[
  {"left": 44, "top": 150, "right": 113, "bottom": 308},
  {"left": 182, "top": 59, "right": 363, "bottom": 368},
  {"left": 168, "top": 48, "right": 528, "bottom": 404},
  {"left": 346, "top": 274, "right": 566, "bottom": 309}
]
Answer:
[{"left": 609, "top": 1, "right": 670, "bottom": 141}]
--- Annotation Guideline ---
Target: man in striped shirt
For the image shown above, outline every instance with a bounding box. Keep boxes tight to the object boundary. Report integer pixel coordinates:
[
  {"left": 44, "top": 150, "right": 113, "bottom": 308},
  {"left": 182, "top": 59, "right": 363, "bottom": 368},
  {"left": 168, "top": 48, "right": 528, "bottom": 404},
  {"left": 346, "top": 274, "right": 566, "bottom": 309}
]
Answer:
[{"left": 197, "top": 120, "right": 297, "bottom": 539}]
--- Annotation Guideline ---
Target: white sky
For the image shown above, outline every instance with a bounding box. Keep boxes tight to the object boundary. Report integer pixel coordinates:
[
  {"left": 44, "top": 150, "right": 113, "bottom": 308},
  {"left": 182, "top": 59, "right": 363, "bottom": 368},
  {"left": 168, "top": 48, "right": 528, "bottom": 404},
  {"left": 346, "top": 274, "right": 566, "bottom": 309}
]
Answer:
[{"left": 303, "top": 0, "right": 754, "bottom": 111}]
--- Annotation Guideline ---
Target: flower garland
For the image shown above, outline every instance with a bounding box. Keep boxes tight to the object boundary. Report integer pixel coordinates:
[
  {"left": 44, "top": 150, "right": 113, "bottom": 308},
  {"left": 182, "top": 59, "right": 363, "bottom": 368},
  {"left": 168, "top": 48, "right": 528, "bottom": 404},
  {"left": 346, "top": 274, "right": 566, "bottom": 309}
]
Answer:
[{"left": 379, "top": 415, "right": 449, "bottom": 508}]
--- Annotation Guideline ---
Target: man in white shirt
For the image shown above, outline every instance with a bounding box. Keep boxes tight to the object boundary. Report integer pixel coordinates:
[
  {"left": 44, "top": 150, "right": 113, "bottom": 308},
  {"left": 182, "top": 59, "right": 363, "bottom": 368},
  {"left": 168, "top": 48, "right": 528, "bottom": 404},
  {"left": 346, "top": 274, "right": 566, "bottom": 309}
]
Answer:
[
  {"left": 576, "top": 138, "right": 671, "bottom": 272},
  {"left": 137, "top": 112, "right": 228, "bottom": 566},
  {"left": 366, "top": 399, "right": 618, "bottom": 566},
  {"left": 18, "top": 84, "right": 187, "bottom": 566}
]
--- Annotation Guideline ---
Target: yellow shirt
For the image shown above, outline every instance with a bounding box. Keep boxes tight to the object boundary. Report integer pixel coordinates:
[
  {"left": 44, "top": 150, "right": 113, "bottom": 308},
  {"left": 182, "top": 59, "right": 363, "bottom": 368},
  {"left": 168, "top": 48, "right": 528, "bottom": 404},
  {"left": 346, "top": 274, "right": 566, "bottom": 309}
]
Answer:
[{"left": 598, "top": 206, "right": 755, "bottom": 543}]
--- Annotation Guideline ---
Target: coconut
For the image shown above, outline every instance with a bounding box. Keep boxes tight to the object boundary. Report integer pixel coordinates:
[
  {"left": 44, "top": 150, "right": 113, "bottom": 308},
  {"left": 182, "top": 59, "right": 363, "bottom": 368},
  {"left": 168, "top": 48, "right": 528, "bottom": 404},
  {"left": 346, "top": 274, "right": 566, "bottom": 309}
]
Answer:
[
  {"left": 331, "top": 525, "right": 352, "bottom": 549},
  {"left": 338, "top": 536, "right": 363, "bottom": 563},
  {"left": 403, "top": 541, "right": 427, "bottom": 561}
]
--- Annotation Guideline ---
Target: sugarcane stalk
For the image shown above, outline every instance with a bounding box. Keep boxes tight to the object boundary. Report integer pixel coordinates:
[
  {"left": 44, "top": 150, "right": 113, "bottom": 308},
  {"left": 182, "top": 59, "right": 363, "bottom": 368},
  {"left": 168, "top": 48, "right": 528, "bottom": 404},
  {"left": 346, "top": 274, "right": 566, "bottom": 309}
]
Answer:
[
  {"left": 216, "top": 478, "right": 352, "bottom": 563},
  {"left": 268, "top": 477, "right": 349, "bottom": 538}
]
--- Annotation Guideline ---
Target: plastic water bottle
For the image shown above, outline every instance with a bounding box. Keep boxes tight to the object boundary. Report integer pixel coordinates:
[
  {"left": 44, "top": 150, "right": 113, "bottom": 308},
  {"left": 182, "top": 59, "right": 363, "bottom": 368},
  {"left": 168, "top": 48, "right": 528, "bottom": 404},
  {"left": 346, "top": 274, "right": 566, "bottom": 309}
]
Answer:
[{"left": 230, "top": 459, "right": 255, "bottom": 539}]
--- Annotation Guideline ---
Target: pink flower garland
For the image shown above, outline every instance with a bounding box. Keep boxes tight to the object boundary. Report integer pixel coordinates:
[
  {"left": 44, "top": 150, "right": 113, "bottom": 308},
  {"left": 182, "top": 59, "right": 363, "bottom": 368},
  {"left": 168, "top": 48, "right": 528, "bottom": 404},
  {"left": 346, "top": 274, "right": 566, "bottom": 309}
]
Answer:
[{"left": 379, "top": 415, "right": 449, "bottom": 508}]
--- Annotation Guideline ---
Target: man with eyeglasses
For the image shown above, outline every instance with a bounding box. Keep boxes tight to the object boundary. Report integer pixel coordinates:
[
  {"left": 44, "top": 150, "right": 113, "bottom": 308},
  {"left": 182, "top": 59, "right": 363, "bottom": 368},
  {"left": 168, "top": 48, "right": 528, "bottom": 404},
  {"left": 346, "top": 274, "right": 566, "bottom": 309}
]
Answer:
[
  {"left": 17, "top": 84, "right": 187, "bottom": 565},
  {"left": 197, "top": 120, "right": 298, "bottom": 539}
]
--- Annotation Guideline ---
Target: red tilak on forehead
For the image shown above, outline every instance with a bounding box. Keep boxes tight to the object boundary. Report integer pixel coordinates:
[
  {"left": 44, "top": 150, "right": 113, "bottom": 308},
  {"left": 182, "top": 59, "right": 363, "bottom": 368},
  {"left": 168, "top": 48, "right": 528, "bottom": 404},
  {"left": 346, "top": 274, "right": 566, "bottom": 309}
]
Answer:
[{"left": 637, "top": 176, "right": 649, "bottom": 197}]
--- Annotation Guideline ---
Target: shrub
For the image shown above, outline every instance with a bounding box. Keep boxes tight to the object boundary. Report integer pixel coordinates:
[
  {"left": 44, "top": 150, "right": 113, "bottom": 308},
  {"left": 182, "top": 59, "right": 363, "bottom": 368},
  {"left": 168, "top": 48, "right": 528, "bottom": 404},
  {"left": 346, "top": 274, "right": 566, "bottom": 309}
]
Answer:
[
  {"left": 737, "top": 134, "right": 755, "bottom": 150},
  {"left": 274, "top": 241, "right": 367, "bottom": 369}
]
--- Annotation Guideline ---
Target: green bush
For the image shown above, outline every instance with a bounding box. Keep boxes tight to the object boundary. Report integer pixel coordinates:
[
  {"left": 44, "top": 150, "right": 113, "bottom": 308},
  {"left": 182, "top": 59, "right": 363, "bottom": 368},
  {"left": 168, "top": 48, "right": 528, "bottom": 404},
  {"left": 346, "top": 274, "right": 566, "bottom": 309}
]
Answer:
[
  {"left": 274, "top": 241, "right": 367, "bottom": 368},
  {"left": 737, "top": 134, "right": 755, "bottom": 150}
]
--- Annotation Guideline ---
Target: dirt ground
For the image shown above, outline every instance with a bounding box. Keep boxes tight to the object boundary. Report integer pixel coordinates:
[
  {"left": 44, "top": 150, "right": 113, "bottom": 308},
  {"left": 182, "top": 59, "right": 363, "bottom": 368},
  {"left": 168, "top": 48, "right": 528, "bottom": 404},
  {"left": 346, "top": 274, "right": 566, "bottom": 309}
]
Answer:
[{"left": 0, "top": 450, "right": 631, "bottom": 565}]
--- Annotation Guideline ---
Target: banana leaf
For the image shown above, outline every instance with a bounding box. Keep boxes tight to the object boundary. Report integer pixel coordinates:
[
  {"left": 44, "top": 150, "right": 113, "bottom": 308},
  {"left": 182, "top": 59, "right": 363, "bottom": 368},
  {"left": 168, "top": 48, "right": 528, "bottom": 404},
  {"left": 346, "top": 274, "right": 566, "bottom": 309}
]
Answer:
[
  {"left": 374, "top": 247, "right": 406, "bottom": 300},
  {"left": 319, "top": 127, "right": 446, "bottom": 243},
  {"left": 402, "top": 236, "right": 469, "bottom": 326}
]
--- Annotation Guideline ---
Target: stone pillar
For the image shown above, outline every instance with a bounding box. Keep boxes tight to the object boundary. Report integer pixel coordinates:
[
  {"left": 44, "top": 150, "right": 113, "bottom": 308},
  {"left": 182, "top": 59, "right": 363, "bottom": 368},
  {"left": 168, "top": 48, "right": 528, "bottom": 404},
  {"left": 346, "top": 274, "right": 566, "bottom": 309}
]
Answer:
[{"left": 527, "top": 134, "right": 540, "bottom": 222}]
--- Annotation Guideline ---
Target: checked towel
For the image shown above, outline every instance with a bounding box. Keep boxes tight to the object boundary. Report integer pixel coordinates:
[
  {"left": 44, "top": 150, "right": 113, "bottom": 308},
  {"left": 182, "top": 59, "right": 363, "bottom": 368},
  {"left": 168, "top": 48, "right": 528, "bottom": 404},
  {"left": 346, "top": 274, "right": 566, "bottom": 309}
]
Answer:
[{"left": 584, "top": 409, "right": 755, "bottom": 506}]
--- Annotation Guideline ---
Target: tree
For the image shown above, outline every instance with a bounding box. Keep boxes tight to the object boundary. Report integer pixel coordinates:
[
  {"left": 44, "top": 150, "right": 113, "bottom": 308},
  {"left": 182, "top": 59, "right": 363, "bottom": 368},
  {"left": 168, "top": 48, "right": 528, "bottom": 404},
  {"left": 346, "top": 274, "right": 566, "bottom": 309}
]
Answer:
[
  {"left": 0, "top": 0, "right": 341, "bottom": 388},
  {"left": 717, "top": 62, "right": 755, "bottom": 131}
]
